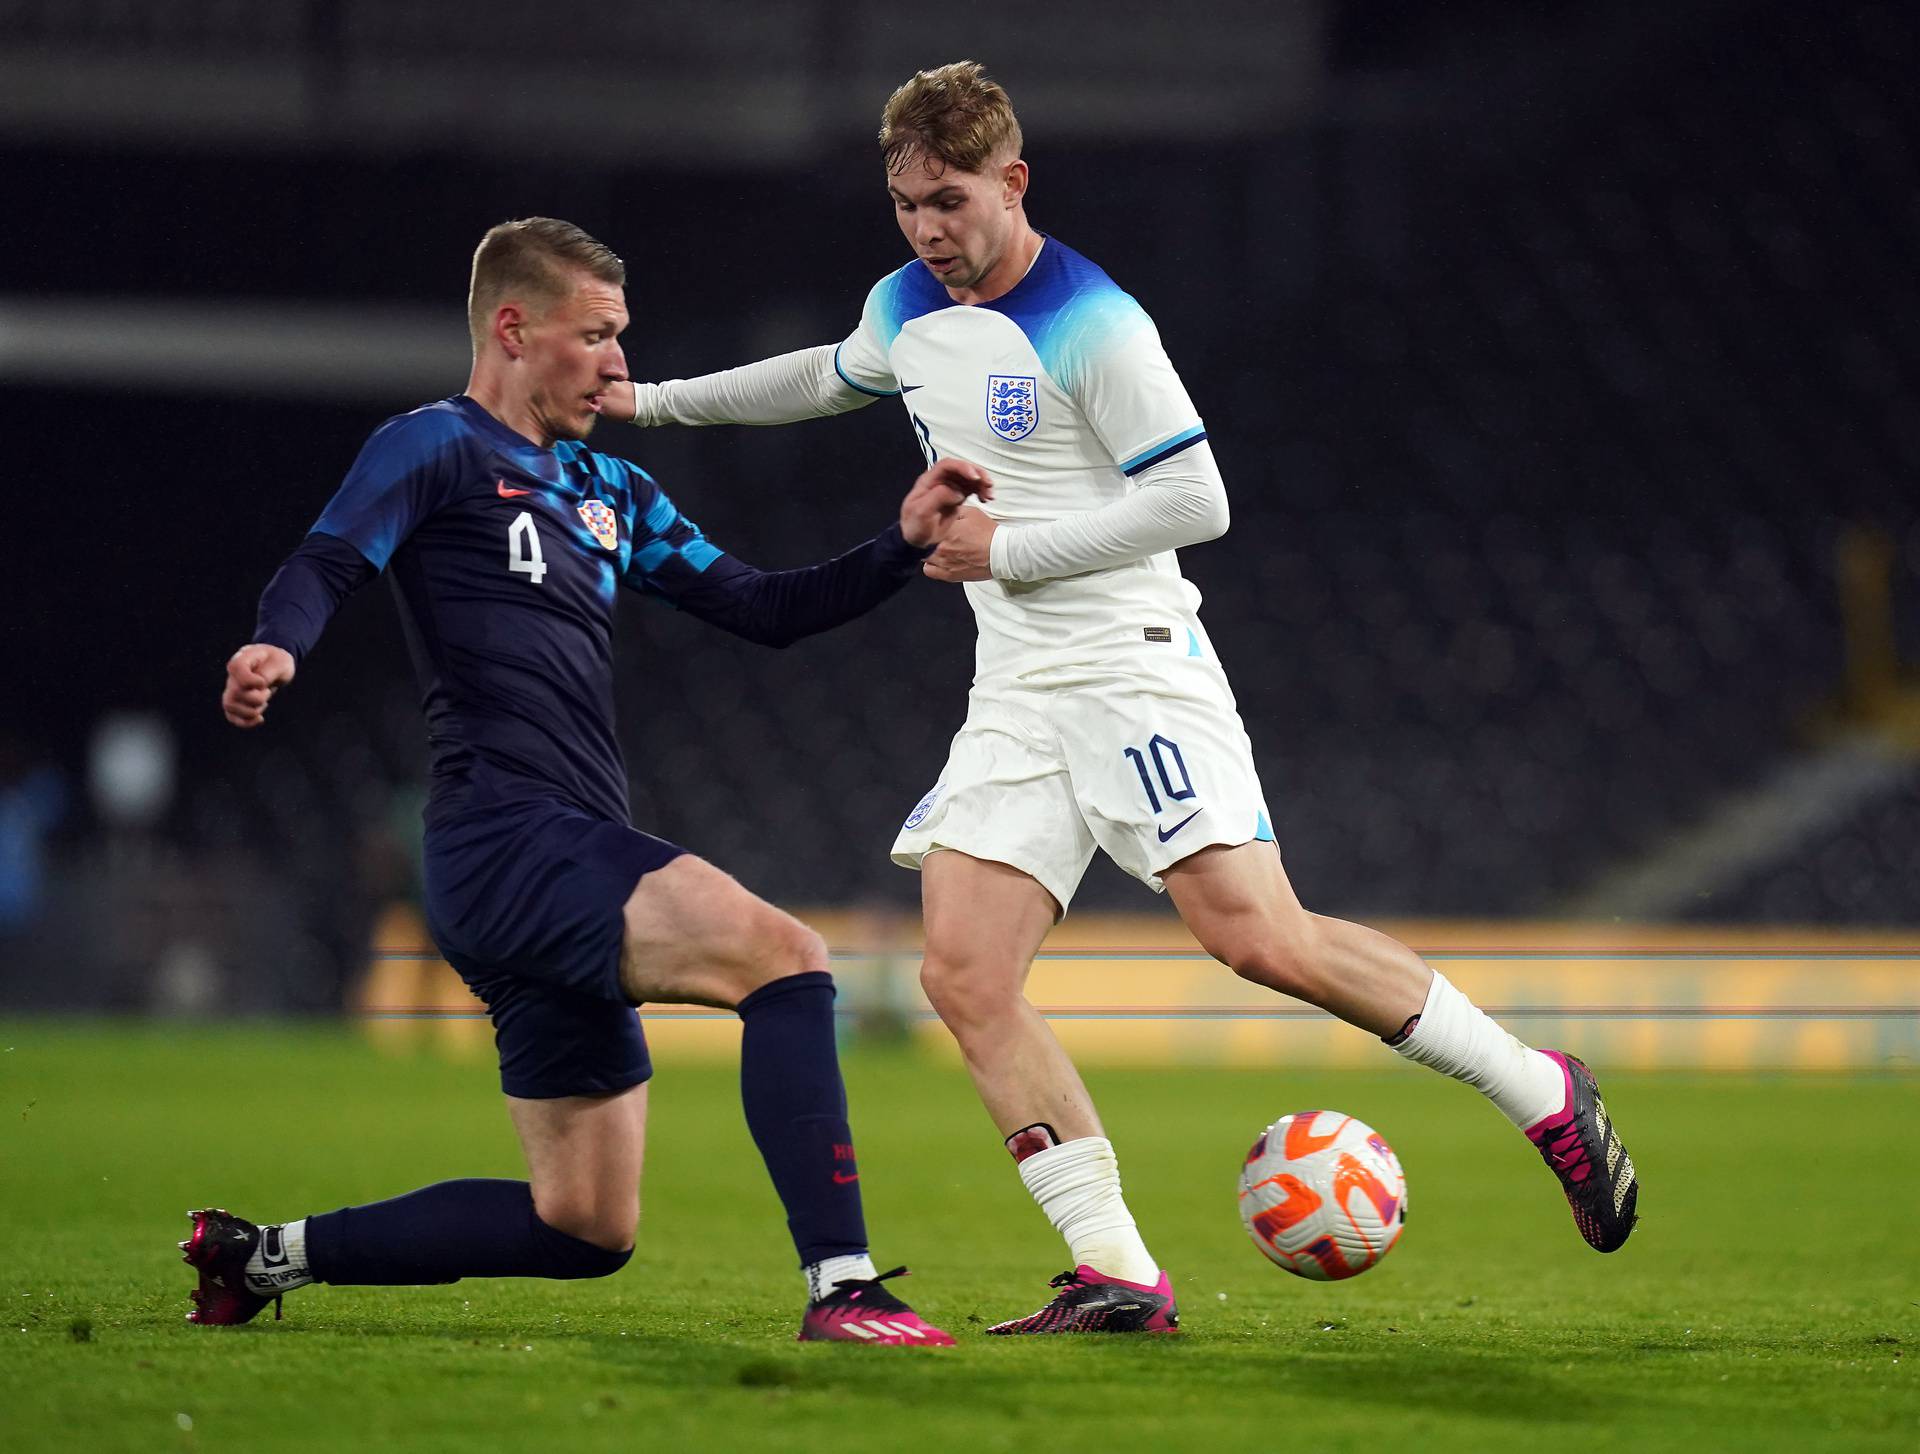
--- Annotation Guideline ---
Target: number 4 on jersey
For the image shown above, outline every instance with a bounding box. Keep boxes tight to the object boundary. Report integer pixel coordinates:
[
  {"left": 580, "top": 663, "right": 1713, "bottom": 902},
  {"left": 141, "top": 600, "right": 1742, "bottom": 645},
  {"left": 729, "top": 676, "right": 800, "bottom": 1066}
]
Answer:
[{"left": 507, "top": 511, "right": 546, "bottom": 584}]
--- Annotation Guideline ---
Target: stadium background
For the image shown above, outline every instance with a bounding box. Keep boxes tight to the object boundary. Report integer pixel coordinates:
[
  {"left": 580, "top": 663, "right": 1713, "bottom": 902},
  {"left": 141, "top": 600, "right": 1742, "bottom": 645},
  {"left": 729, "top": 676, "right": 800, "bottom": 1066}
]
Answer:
[{"left": 0, "top": 0, "right": 1915, "bottom": 1063}]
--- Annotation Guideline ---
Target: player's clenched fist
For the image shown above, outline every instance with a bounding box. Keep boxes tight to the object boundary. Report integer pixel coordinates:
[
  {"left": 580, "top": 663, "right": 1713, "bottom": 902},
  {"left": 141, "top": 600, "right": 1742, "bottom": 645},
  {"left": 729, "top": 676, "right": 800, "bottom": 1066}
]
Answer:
[
  {"left": 899, "top": 458, "right": 994, "bottom": 549},
  {"left": 222, "top": 644, "right": 296, "bottom": 728}
]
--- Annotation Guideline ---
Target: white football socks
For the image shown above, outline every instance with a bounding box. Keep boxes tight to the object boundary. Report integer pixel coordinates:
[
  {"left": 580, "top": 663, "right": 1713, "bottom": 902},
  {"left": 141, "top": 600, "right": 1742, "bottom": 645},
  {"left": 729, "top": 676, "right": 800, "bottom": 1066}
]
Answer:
[
  {"left": 805, "top": 1252, "right": 877, "bottom": 1302},
  {"left": 1391, "top": 970, "right": 1566, "bottom": 1129},
  {"left": 1017, "top": 1136, "right": 1160, "bottom": 1286},
  {"left": 244, "top": 1218, "right": 314, "bottom": 1296}
]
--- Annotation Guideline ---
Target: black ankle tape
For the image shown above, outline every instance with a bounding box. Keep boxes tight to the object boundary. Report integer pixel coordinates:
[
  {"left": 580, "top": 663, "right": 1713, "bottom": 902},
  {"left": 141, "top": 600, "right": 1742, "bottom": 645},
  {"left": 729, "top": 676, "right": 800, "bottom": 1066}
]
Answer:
[
  {"left": 1382, "top": 1013, "right": 1421, "bottom": 1048},
  {"left": 1005, "top": 1122, "right": 1062, "bottom": 1162}
]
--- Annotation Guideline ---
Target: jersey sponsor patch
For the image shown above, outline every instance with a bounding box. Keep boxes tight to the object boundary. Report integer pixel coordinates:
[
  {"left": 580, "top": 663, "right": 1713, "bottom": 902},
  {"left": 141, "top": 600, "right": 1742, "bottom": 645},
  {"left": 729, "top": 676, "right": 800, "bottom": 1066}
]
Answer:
[
  {"left": 1143, "top": 626, "right": 1173, "bottom": 643},
  {"left": 576, "top": 499, "right": 619, "bottom": 551},
  {"left": 985, "top": 374, "right": 1038, "bottom": 441}
]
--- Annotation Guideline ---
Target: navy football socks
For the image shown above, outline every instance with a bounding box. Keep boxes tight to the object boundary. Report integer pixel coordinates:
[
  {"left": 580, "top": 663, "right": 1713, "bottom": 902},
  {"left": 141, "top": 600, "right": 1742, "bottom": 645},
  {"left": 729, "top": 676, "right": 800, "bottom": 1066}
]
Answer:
[
  {"left": 304, "top": 1178, "right": 630, "bottom": 1285},
  {"left": 298, "top": 973, "right": 865, "bottom": 1284},
  {"left": 735, "top": 970, "right": 869, "bottom": 1265}
]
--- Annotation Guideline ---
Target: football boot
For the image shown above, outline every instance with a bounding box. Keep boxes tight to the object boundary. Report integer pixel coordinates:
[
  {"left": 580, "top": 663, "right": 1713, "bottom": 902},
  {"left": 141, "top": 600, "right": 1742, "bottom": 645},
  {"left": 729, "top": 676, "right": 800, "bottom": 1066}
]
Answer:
[
  {"left": 1526, "top": 1051, "right": 1640, "bottom": 1252},
  {"left": 986, "top": 1265, "right": 1178, "bottom": 1335},
  {"left": 798, "top": 1265, "right": 954, "bottom": 1345},
  {"left": 180, "top": 1207, "right": 282, "bottom": 1325}
]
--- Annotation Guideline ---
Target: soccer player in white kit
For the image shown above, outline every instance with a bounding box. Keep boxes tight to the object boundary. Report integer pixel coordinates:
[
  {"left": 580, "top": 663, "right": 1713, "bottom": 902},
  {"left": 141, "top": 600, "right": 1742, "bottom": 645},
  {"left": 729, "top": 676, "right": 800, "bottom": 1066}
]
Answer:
[{"left": 599, "top": 62, "right": 1639, "bottom": 1332}]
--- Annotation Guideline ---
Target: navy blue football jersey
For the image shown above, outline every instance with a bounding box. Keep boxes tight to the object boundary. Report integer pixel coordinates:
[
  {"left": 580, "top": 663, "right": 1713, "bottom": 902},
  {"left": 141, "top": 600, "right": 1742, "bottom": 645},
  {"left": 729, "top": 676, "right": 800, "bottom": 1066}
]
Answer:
[{"left": 269, "top": 394, "right": 923, "bottom": 825}]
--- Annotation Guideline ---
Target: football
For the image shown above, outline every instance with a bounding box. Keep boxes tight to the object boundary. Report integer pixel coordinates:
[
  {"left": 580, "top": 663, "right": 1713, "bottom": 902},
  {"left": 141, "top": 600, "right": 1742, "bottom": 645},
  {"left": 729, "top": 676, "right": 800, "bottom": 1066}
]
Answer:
[{"left": 1238, "top": 1110, "right": 1408, "bottom": 1280}]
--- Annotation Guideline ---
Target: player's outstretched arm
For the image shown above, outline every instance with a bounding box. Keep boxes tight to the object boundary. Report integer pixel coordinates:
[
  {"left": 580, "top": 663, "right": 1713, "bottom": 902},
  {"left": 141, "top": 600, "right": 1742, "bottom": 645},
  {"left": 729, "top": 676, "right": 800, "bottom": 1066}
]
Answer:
[
  {"left": 594, "top": 346, "right": 878, "bottom": 429},
  {"left": 222, "top": 645, "right": 296, "bottom": 729},
  {"left": 628, "top": 461, "right": 991, "bottom": 647}
]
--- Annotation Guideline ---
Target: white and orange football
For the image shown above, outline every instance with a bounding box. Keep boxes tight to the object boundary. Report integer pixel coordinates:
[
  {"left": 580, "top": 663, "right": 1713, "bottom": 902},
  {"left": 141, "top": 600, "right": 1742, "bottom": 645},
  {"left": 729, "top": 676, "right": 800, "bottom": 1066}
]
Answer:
[{"left": 1238, "top": 1110, "right": 1408, "bottom": 1280}]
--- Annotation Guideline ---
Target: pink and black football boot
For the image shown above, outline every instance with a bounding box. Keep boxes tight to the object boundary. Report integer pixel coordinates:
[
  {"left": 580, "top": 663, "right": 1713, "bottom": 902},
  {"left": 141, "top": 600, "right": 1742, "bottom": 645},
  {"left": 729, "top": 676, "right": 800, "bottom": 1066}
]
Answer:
[
  {"left": 798, "top": 1266, "right": 954, "bottom": 1346},
  {"left": 1527, "top": 1051, "right": 1640, "bottom": 1252},
  {"left": 180, "top": 1207, "right": 282, "bottom": 1325},
  {"left": 986, "top": 1266, "right": 1178, "bottom": 1335}
]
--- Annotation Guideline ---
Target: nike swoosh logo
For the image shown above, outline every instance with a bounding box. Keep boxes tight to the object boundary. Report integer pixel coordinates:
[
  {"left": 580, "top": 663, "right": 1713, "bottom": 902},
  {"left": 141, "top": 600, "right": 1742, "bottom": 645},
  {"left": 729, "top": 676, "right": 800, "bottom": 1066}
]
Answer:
[
  {"left": 900, "top": 382, "right": 924, "bottom": 392},
  {"left": 497, "top": 480, "right": 532, "bottom": 498},
  {"left": 832, "top": 1171, "right": 861, "bottom": 1184},
  {"left": 1156, "top": 810, "right": 1201, "bottom": 843}
]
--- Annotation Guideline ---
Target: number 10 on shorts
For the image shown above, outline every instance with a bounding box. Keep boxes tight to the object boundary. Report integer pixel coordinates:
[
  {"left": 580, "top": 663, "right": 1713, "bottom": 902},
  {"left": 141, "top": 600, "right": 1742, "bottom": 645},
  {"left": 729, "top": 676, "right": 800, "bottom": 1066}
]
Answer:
[{"left": 1123, "top": 734, "right": 1194, "bottom": 814}]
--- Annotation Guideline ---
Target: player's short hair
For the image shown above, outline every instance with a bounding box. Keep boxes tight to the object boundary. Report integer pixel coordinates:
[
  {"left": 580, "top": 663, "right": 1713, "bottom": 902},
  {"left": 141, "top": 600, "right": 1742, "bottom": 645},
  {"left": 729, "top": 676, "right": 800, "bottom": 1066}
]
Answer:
[
  {"left": 879, "top": 60, "right": 1022, "bottom": 177},
  {"left": 467, "top": 217, "right": 625, "bottom": 349}
]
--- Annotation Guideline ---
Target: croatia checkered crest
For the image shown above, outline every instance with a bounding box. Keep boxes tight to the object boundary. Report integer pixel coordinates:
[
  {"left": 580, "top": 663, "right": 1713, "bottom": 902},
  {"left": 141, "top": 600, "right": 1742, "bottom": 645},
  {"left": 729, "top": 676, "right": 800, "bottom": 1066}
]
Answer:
[{"left": 1238, "top": 1110, "right": 1407, "bottom": 1280}]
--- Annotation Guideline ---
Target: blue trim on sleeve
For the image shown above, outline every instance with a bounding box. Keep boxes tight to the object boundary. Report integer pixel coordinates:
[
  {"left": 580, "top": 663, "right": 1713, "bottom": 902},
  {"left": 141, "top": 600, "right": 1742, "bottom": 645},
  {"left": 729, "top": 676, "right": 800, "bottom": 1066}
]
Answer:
[
  {"left": 834, "top": 342, "right": 900, "bottom": 399},
  {"left": 1121, "top": 426, "right": 1208, "bottom": 477},
  {"left": 1255, "top": 810, "right": 1275, "bottom": 843},
  {"left": 679, "top": 539, "right": 722, "bottom": 572},
  {"left": 627, "top": 478, "right": 724, "bottom": 581},
  {"left": 642, "top": 492, "right": 679, "bottom": 534}
]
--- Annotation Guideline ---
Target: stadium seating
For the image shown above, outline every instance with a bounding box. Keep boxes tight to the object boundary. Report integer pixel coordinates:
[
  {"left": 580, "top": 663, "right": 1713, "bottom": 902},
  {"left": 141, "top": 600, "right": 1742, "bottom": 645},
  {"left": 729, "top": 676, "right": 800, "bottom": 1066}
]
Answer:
[
  {"left": 6, "top": 3, "right": 1914, "bottom": 1007},
  {"left": 160, "top": 2, "right": 1916, "bottom": 921}
]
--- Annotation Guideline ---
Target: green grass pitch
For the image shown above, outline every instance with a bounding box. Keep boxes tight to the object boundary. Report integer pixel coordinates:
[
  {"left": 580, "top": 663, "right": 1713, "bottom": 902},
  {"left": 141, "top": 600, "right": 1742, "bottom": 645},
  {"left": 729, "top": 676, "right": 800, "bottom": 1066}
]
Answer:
[{"left": 0, "top": 1022, "right": 1913, "bottom": 1452}]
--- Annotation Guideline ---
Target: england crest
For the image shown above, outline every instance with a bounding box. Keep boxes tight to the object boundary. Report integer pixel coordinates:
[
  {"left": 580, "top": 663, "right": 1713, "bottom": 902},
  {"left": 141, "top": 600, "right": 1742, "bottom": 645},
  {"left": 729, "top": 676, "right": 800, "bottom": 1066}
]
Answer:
[
  {"left": 577, "top": 499, "right": 619, "bottom": 551},
  {"left": 903, "top": 782, "right": 946, "bottom": 830},
  {"left": 986, "top": 374, "right": 1038, "bottom": 441}
]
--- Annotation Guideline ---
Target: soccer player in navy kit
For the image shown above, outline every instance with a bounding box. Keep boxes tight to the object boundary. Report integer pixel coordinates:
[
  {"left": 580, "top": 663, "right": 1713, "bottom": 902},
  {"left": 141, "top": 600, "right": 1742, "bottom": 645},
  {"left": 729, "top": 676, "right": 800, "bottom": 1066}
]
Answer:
[{"left": 182, "top": 218, "right": 984, "bottom": 1345}]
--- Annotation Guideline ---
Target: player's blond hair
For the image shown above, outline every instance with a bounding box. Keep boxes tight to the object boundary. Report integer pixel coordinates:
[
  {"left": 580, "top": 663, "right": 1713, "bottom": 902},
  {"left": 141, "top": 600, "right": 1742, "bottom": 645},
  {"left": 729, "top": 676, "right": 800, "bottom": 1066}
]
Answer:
[
  {"left": 879, "top": 61, "right": 1022, "bottom": 177},
  {"left": 467, "top": 218, "right": 625, "bottom": 350}
]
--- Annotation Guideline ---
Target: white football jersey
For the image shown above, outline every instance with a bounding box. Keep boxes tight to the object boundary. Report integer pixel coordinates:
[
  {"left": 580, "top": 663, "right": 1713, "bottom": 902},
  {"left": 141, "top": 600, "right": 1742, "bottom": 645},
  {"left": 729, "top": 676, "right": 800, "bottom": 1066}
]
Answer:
[{"left": 834, "top": 238, "right": 1212, "bottom": 678}]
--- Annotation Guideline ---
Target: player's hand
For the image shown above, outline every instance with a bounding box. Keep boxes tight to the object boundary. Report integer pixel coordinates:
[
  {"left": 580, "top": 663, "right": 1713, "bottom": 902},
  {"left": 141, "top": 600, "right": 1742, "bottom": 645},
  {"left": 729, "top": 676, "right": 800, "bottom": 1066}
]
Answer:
[
  {"left": 590, "top": 380, "right": 639, "bottom": 423},
  {"left": 899, "top": 458, "right": 994, "bottom": 550},
  {"left": 222, "top": 644, "right": 296, "bottom": 729},
  {"left": 921, "top": 503, "right": 997, "bottom": 582}
]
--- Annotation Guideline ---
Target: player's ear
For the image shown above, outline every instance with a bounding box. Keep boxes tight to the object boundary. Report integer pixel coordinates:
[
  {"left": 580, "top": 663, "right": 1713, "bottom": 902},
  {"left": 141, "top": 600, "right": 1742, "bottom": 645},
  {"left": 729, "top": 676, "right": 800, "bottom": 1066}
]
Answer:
[
  {"left": 494, "top": 303, "right": 529, "bottom": 359},
  {"left": 1002, "top": 158, "right": 1029, "bottom": 208}
]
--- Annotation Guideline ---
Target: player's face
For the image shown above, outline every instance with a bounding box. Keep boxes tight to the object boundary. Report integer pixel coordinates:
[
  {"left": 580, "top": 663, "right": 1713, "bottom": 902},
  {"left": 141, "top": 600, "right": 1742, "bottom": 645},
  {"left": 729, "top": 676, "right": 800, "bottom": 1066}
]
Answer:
[
  {"left": 888, "top": 153, "right": 1022, "bottom": 293},
  {"left": 522, "top": 274, "right": 630, "bottom": 443}
]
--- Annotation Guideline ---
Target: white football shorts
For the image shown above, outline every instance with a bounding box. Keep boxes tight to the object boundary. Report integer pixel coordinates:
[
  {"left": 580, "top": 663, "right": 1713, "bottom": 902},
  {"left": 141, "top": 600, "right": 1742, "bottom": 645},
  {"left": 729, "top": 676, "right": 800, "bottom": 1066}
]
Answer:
[{"left": 891, "top": 645, "right": 1274, "bottom": 916}]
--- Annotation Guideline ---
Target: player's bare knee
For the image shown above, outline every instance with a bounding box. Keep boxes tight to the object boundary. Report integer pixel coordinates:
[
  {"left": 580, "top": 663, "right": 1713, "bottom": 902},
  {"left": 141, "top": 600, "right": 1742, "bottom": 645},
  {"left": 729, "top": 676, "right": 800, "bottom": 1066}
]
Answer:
[
  {"left": 919, "top": 952, "right": 1020, "bottom": 1033},
  {"left": 535, "top": 1193, "right": 637, "bottom": 1256},
  {"left": 577, "top": 1214, "right": 638, "bottom": 1257},
  {"left": 777, "top": 917, "right": 830, "bottom": 976},
  {"left": 1219, "top": 922, "right": 1322, "bottom": 1000},
  {"left": 735, "top": 914, "right": 829, "bottom": 988},
  {"left": 690, "top": 913, "right": 831, "bottom": 1009}
]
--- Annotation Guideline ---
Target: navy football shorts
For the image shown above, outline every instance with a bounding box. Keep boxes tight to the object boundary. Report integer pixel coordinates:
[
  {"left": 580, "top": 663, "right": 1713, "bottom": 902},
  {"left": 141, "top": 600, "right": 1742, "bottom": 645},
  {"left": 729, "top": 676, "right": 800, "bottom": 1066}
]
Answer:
[{"left": 422, "top": 799, "right": 686, "bottom": 1099}]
